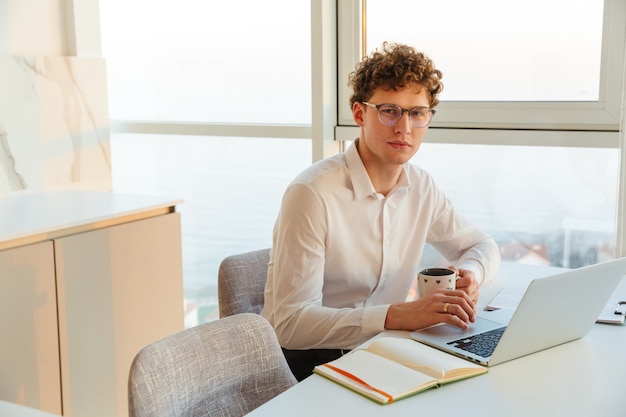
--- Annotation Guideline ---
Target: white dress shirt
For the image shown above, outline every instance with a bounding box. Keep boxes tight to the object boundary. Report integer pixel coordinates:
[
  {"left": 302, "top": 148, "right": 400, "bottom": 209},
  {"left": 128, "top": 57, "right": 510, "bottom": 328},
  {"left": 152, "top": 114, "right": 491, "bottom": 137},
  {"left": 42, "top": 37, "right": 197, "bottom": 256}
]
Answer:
[{"left": 261, "top": 141, "right": 500, "bottom": 350}]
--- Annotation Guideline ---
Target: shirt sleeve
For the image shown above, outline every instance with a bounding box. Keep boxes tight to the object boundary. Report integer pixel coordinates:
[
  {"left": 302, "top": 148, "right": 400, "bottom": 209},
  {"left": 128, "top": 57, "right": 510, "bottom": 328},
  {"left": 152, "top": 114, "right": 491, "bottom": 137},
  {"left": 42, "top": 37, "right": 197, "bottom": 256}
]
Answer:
[
  {"left": 262, "top": 182, "right": 390, "bottom": 350},
  {"left": 425, "top": 189, "right": 501, "bottom": 285}
]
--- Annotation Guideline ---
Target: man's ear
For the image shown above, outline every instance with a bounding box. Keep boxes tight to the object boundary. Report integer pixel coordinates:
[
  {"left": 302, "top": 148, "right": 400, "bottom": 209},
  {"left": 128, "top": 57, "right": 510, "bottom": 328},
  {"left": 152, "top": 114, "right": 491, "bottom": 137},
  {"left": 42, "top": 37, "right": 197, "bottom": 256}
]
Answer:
[{"left": 352, "top": 101, "right": 365, "bottom": 127}]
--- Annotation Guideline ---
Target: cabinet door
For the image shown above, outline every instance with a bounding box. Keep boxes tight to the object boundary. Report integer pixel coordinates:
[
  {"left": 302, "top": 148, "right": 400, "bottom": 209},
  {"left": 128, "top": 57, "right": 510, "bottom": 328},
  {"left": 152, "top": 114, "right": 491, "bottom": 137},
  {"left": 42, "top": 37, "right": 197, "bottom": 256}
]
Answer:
[
  {"left": 55, "top": 213, "right": 184, "bottom": 417},
  {"left": 0, "top": 241, "right": 62, "bottom": 415}
]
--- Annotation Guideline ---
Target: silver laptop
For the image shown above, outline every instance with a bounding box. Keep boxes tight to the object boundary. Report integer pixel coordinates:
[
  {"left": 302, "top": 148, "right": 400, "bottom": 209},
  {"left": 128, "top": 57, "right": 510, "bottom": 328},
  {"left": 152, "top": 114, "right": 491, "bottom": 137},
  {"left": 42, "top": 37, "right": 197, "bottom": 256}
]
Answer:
[{"left": 410, "top": 258, "right": 626, "bottom": 366}]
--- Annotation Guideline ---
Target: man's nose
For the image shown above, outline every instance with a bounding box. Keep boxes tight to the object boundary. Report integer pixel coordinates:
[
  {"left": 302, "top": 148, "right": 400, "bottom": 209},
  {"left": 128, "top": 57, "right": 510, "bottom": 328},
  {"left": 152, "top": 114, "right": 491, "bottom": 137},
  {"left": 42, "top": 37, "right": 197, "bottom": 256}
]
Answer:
[{"left": 395, "top": 110, "right": 412, "bottom": 131}]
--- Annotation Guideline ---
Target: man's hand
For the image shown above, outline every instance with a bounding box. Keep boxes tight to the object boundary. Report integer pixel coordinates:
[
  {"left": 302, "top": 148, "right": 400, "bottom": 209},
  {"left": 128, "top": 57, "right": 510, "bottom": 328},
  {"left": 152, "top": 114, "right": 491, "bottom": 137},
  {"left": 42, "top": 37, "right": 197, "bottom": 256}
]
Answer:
[
  {"left": 448, "top": 266, "right": 480, "bottom": 303},
  {"left": 384, "top": 288, "right": 476, "bottom": 331}
]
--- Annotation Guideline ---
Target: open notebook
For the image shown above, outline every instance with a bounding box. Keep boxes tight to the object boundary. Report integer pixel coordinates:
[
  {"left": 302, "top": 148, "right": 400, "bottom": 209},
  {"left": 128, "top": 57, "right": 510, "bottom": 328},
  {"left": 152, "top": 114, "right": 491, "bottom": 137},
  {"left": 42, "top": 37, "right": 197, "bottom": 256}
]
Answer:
[{"left": 313, "top": 337, "right": 486, "bottom": 404}]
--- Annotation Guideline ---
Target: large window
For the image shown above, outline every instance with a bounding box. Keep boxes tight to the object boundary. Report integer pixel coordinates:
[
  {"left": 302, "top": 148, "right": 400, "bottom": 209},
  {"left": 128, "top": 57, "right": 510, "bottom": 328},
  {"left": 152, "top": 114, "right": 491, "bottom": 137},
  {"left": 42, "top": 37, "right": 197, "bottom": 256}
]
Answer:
[
  {"left": 102, "top": 0, "right": 311, "bottom": 124},
  {"left": 367, "top": 0, "right": 604, "bottom": 103},
  {"left": 412, "top": 144, "right": 619, "bottom": 268},
  {"left": 338, "top": 0, "right": 625, "bottom": 269},
  {"left": 100, "top": 0, "right": 312, "bottom": 325},
  {"left": 100, "top": 0, "right": 625, "bottom": 325}
]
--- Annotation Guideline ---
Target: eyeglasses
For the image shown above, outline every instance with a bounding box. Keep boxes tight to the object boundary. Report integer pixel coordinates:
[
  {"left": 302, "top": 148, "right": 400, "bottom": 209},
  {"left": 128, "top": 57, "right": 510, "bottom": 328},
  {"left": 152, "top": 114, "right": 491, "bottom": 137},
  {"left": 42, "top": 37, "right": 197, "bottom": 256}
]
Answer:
[{"left": 362, "top": 102, "right": 435, "bottom": 128}]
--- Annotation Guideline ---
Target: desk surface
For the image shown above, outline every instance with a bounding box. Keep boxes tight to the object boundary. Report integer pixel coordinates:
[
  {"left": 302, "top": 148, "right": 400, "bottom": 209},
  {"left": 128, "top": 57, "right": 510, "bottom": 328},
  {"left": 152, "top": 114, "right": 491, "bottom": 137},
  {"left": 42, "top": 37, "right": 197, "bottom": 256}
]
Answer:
[{"left": 249, "top": 262, "right": 626, "bottom": 417}]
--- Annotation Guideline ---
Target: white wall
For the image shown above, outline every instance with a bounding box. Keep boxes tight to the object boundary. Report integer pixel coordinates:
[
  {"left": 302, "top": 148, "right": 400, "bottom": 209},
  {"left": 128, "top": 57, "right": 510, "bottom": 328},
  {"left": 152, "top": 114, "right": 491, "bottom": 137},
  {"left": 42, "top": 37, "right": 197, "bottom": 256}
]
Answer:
[
  {"left": 1, "top": 0, "right": 66, "bottom": 55},
  {"left": 0, "top": 0, "right": 111, "bottom": 196}
]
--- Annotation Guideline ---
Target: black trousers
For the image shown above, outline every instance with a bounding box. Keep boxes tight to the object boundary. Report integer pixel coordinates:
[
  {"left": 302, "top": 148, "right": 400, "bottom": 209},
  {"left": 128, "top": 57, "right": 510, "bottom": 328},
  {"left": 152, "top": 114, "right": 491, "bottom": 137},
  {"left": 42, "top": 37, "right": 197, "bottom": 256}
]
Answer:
[{"left": 282, "top": 348, "right": 349, "bottom": 382}]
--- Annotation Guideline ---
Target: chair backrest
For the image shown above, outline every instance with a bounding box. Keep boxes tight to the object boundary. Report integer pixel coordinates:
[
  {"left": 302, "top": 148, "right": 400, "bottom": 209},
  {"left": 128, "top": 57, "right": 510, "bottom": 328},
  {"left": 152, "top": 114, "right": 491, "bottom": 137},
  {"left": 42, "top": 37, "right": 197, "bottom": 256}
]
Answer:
[
  {"left": 218, "top": 248, "right": 270, "bottom": 317},
  {"left": 128, "top": 313, "right": 297, "bottom": 417}
]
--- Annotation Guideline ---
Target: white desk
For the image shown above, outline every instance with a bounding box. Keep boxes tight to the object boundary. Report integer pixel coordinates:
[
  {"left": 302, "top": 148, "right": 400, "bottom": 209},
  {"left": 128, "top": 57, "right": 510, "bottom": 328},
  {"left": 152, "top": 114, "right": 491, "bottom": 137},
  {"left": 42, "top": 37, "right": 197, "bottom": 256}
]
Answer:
[{"left": 249, "top": 262, "right": 626, "bottom": 417}]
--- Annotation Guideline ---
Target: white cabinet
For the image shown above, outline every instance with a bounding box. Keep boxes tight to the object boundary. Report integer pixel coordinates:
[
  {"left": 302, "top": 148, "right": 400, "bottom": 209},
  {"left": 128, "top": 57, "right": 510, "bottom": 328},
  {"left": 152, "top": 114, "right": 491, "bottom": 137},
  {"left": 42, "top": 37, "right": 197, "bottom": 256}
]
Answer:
[
  {"left": 0, "top": 241, "right": 62, "bottom": 415},
  {"left": 0, "top": 191, "right": 184, "bottom": 417}
]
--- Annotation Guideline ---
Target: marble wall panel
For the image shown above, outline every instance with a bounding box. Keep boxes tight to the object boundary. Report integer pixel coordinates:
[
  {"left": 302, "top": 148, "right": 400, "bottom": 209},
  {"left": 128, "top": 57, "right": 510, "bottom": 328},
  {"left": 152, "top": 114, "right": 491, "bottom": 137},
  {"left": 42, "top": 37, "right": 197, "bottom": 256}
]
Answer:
[{"left": 0, "top": 56, "right": 111, "bottom": 196}]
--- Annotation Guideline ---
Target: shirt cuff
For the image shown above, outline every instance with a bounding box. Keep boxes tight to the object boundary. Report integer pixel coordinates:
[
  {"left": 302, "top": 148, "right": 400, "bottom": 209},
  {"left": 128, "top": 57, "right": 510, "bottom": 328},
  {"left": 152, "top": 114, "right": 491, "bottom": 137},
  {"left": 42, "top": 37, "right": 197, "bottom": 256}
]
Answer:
[
  {"left": 362, "top": 304, "right": 391, "bottom": 334},
  {"left": 457, "top": 261, "right": 484, "bottom": 284}
]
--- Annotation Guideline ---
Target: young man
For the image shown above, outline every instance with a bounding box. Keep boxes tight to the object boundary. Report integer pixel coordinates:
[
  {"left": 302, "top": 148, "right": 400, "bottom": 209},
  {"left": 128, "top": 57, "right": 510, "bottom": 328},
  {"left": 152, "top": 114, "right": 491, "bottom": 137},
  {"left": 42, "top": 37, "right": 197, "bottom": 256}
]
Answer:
[{"left": 261, "top": 42, "right": 501, "bottom": 381}]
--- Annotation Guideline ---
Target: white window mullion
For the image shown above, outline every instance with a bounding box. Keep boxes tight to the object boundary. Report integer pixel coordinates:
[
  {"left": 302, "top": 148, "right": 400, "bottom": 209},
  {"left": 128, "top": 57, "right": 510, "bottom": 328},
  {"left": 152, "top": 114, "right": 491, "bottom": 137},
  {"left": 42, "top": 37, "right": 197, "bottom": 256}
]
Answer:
[
  {"left": 64, "top": 0, "right": 102, "bottom": 56},
  {"left": 311, "top": 0, "right": 341, "bottom": 162}
]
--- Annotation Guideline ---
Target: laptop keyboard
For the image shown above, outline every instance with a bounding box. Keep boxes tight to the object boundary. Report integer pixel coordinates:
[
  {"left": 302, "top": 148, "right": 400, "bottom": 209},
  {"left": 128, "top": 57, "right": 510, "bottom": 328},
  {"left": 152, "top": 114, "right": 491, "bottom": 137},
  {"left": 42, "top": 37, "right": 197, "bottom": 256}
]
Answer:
[{"left": 447, "top": 327, "right": 506, "bottom": 358}]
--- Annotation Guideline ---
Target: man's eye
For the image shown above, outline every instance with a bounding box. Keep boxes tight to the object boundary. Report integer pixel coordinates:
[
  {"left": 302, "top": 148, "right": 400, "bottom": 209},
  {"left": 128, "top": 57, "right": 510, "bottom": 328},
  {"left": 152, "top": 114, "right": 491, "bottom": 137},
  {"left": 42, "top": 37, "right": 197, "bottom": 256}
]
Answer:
[{"left": 381, "top": 107, "right": 400, "bottom": 116}]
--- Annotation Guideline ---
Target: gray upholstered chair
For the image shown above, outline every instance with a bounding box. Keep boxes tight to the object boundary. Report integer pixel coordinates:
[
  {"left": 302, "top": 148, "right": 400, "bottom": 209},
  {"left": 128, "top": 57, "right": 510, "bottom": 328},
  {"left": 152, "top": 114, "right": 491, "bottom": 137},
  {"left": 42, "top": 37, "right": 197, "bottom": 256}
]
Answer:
[
  {"left": 218, "top": 248, "right": 270, "bottom": 317},
  {"left": 128, "top": 313, "right": 297, "bottom": 417}
]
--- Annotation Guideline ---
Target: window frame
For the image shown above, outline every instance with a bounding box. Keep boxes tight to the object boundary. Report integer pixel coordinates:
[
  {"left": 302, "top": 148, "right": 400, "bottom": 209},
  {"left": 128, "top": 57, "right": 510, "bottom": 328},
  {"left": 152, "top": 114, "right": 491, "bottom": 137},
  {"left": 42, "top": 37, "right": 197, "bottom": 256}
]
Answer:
[{"left": 336, "top": 0, "right": 625, "bottom": 132}]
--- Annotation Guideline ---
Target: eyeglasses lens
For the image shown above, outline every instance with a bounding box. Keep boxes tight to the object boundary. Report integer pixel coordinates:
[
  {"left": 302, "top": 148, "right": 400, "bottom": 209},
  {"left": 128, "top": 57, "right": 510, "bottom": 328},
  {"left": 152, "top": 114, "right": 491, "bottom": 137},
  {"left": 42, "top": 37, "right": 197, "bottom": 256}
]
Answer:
[{"left": 377, "top": 104, "right": 431, "bottom": 128}]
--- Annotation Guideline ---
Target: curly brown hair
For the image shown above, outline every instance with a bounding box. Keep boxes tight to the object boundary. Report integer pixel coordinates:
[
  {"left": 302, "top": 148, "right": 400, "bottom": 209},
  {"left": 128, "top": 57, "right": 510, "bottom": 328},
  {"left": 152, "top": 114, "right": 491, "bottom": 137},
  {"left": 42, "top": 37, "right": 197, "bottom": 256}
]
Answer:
[{"left": 348, "top": 42, "right": 444, "bottom": 108}]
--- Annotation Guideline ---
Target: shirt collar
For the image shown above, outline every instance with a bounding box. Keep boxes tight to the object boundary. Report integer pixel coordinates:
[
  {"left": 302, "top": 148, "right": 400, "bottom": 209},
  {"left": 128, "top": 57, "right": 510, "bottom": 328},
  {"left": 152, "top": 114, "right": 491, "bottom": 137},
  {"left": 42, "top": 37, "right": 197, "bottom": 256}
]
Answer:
[{"left": 345, "top": 140, "right": 412, "bottom": 200}]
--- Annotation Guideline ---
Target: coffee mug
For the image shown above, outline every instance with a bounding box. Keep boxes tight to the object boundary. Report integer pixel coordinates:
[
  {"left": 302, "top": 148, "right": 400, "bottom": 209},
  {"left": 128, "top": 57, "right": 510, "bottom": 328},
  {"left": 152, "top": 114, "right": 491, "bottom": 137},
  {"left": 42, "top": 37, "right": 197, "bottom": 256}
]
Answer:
[{"left": 418, "top": 267, "right": 457, "bottom": 298}]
